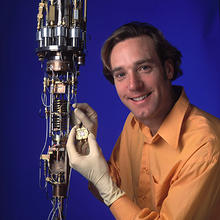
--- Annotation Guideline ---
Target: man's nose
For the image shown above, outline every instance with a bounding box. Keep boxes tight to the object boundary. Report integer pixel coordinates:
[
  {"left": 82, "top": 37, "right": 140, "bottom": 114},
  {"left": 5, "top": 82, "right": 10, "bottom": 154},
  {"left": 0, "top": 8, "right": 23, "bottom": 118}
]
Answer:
[{"left": 128, "top": 72, "right": 143, "bottom": 91}]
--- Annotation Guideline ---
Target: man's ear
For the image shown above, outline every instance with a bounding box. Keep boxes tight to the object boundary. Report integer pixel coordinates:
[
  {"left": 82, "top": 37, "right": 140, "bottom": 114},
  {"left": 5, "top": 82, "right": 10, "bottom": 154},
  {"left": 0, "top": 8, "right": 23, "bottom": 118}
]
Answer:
[{"left": 165, "top": 60, "right": 174, "bottom": 80}]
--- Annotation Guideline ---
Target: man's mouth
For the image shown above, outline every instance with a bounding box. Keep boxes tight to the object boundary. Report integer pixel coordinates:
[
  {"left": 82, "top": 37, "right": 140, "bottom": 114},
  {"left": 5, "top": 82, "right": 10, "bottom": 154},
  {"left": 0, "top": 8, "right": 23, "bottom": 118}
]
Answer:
[{"left": 129, "top": 92, "right": 152, "bottom": 102}]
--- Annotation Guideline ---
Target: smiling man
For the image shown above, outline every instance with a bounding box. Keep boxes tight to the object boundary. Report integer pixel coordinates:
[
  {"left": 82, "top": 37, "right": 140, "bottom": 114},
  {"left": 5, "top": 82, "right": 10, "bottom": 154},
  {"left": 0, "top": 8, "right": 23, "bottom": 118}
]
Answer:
[
  {"left": 67, "top": 22, "right": 220, "bottom": 219},
  {"left": 110, "top": 35, "right": 175, "bottom": 135}
]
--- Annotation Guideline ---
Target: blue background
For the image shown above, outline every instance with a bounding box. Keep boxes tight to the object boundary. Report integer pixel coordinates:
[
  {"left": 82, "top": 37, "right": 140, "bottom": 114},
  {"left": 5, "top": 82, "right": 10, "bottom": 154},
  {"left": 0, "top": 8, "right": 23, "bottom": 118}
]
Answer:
[{"left": 1, "top": 0, "right": 219, "bottom": 219}]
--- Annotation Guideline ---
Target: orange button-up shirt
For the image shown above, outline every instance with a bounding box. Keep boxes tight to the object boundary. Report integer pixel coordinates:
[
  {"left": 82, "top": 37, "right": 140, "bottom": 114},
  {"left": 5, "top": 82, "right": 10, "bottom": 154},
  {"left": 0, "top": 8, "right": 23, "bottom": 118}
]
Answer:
[{"left": 108, "top": 88, "right": 220, "bottom": 219}]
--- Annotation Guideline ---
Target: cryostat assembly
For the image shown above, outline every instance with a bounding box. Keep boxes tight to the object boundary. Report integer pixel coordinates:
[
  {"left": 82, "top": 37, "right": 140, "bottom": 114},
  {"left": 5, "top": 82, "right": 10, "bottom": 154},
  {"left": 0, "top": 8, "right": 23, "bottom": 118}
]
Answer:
[{"left": 36, "top": 0, "right": 88, "bottom": 219}]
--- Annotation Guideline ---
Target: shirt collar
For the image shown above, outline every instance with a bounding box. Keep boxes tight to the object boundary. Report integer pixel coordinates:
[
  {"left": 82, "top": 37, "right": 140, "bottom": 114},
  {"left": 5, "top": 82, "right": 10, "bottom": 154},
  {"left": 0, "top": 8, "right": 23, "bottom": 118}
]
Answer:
[
  {"left": 130, "top": 86, "right": 190, "bottom": 149},
  {"left": 158, "top": 87, "right": 190, "bottom": 149}
]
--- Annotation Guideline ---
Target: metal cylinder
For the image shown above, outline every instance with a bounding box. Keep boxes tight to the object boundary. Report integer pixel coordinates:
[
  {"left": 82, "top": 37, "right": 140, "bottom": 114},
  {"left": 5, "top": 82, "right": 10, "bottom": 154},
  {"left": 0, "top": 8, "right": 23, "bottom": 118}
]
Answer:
[
  {"left": 69, "top": 27, "right": 80, "bottom": 47},
  {"left": 54, "top": 26, "right": 68, "bottom": 46},
  {"left": 41, "top": 27, "right": 52, "bottom": 47},
  {"left": 36, "top": 30, "right": 43, "bottom": 48}
]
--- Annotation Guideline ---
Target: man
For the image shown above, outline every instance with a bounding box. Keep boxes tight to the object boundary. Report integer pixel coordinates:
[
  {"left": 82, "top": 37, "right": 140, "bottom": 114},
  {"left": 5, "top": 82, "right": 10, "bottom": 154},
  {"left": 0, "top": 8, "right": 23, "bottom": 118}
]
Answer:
[{"left": 66, "top": 22, "right": 220, "bottom": 219}]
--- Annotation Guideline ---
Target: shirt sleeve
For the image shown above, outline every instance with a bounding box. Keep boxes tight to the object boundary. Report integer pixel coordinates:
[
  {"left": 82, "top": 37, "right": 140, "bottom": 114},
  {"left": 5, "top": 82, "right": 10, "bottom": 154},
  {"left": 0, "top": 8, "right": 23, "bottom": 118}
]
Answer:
[
  {"left": 108, "top": 135, "right": 122, "bottom": 188},
  {"left": 109, "top": 140, "right": 220, "bottom": 220}
]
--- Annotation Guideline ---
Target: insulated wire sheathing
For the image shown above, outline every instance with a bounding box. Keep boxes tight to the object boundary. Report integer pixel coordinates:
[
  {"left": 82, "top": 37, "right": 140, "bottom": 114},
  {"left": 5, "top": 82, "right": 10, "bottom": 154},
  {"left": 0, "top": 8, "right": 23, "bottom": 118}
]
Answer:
[
  {"left": 48, "top": 199, "right": 57, "bottom": 220},
  {"left": 64, "top": 168, "right": 72, "bottom": 218},
  {"left": 58, "top": 201, "right": 63, "bottom": 220},
  {"left": 47, "top": 198, "right": 64, "bottom": 220},
  {"left": 41, "top": 92, "right": 50, "bottom": 108},
  {"left": 40, "top": 100, "right": 49, "bottom": 156},
  {"left": 51, "top": 206, "right": 58, "bottom": 220},
  {"left": 39, "top": 99, "right": 49, "bottom": 189}
]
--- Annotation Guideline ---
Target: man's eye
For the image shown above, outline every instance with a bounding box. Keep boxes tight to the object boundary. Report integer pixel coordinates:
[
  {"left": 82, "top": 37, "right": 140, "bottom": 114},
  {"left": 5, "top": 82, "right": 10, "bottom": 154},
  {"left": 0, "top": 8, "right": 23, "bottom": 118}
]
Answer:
[
  {"left": 138, "top": 65, "right": 152, "bottom": 73},
  {"left": 113, "top": 72, "right": 126, "bottom": 80}
]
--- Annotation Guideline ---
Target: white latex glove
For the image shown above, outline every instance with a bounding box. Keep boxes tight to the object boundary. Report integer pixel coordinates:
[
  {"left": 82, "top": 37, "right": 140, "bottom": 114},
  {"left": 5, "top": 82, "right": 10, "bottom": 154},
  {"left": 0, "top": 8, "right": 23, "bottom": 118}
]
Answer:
[
  {"left": 66, "top": 127, "right": 125, "bottom": 206},
  {"left": 72, "top": 103, "right": 98, "bottom": 137}
]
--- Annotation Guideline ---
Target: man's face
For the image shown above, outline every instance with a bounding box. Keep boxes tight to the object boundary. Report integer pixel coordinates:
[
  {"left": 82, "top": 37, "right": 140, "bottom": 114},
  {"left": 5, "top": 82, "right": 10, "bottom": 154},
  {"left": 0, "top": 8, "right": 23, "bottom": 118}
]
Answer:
[{"left": 110, "top": 36, "right": 174, "bottom": 126}]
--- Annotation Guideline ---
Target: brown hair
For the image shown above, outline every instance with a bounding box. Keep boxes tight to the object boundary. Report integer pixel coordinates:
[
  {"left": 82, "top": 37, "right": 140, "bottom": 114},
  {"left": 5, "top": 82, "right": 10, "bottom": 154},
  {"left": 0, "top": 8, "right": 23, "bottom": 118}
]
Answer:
[{"left": 101, "top": 22, "right": 183, "bottom": 84}]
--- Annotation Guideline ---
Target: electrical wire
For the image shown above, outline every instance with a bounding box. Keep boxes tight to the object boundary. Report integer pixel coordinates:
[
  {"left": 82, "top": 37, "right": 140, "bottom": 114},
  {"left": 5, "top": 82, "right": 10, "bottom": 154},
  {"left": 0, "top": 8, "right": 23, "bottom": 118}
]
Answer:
[
  {"left": 41, "top": 92, "right": 50, "bottom": 108},
  {"left": 41, "top": 115, "right": 49, "bottom": 156},
  {"left": 47, "top": 199, "right": 56, "bottom": 220},
  {"left": 51, "top": 206, "right": 58, "bottom": 220},
  {"left": 64, "top": 168, "right": 72, "bottom": 218},
  {"left": 39, "top": 114, "right": 49, "bottom": 189},
  {"left": 58, "top": 201, "right": 63, "bottom": 220}
]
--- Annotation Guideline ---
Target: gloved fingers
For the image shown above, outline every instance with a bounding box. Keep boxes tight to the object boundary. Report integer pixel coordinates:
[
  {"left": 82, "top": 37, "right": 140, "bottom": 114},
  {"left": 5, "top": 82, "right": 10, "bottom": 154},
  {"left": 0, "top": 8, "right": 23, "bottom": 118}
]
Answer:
[
  {"left": 76, "top": 142, "right": 90, "bottom": 155},
  {"left": 70, "top": 110, "right": 81, "bottom": 126},
  {"left": 71, "top": 103, "right": 95, "bottom": 127},
  {"left": 73, "top": 103, "right": 97, "bottom": 120},
  {"left": 66, "top": 127, "right": 80, "bottom": 165},
  {"left": 73, "top": 103, "right": 98, "bottom": 124},
  {"left": 88, "top": 133, "right": 101, "bottom": 155},
  {"left": 74, "top": 108, "right": 97, "bottom": 135}
]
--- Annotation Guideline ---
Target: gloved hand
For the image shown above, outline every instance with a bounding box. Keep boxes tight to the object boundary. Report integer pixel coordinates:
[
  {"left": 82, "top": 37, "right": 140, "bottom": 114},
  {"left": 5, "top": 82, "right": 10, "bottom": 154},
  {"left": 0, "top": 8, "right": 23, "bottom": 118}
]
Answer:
[
  {"left": 72, "top": 103, "right": 98, "bottom": 137},
  {"left": 66, "top": 127, "right": 125, "bottom": 206}
]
